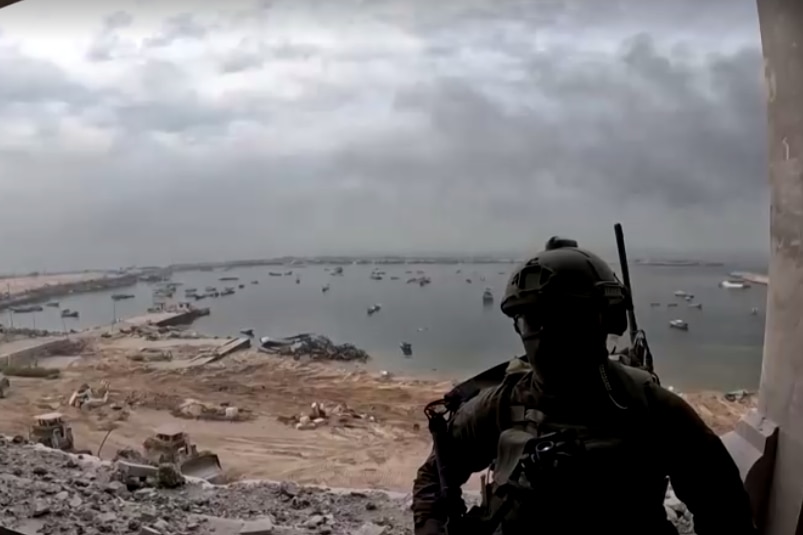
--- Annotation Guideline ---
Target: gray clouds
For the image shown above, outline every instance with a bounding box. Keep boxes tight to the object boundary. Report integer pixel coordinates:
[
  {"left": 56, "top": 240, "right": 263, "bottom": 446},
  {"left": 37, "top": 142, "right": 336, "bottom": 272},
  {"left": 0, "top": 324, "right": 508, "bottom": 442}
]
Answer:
[{"left": 0, "top": 0, "right": 768, "bottom": 271}]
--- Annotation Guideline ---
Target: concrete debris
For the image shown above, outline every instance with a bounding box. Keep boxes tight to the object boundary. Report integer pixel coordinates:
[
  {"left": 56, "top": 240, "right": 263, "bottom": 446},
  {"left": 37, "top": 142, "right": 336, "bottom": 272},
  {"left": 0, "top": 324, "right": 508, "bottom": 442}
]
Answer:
[
  {"left": 277, "top": 402, "right": 376, "bottom": 430},
  {"left": 68, "top": 381, "right": 111, "bottom": 410},
  {"left": 0, "top": 326, "right": 61, "bottom": 338},
  {"left": 259, "top": 334, "right": 370, "bottom": 363},
  {"left": 239, "top": 517, "right": 274, "bottom": 534},
  {"left": 173, "top": 398, "right": 251, "bottom": 422},
  {"left": 129, "top": 348, "right": 174, "bottom": 362},
  {"left": 0, "top": 374, "right": 9, "bottom": 398},
  {"left": 0, "top": 437, "right": 705, "bottom": 534},
  {"left": 118, "top": 324, "right": 203, "bottom": 342},
  {"left": 724, "top": 389, "right": 754, "bottom": 403}
]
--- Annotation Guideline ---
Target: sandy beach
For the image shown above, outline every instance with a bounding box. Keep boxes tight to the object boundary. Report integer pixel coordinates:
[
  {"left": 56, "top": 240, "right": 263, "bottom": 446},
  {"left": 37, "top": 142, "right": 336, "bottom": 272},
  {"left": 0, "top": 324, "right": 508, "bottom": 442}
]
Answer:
[{"left": 0, "top": 322, "right": 756, "bottom": 493}]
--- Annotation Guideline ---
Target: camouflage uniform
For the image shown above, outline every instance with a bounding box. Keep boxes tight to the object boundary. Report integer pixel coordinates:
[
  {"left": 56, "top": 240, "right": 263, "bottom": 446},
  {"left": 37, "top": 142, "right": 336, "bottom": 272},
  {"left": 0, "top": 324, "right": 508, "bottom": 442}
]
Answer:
[{"left": 411, "top": 238, "right": 757, "bottom": 535}]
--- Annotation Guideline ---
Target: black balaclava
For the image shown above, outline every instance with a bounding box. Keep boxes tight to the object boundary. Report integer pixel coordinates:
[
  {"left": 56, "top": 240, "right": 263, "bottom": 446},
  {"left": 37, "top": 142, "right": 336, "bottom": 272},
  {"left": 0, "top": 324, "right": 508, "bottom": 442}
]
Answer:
[{"left": 516, "top": 299, "right": 610, "bottom": 394}]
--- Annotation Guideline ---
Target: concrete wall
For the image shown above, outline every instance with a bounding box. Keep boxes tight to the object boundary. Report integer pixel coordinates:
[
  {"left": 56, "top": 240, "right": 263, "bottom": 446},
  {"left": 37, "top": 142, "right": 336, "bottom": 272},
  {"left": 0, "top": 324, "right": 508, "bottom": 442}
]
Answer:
[
  {"left": 0, "top": 338, "right": 72, "bottom": 368},
  {"left": 754, "top": 1, "right": 803, "bottom": 533}
]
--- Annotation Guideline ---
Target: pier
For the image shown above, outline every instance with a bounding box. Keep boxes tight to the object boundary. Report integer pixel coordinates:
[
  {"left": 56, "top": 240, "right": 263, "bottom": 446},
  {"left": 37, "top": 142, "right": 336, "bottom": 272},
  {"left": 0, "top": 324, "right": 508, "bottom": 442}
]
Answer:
[
  {"left": 731, "top": 272, "right": 769, "bottom": 285},
  {"left": 121, "top": 307, "right": 210, "bottom": 328}
]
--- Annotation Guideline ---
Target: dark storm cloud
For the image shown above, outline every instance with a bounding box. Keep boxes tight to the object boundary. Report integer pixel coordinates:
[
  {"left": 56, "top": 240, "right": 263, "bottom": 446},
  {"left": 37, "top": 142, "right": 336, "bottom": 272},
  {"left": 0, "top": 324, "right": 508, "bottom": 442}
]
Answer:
[
  {"left": 0, "top": 0, "right": 770, "bottom": 270},
  {"left": 334, "top": 34, "right": 765, "bottom": 209}
]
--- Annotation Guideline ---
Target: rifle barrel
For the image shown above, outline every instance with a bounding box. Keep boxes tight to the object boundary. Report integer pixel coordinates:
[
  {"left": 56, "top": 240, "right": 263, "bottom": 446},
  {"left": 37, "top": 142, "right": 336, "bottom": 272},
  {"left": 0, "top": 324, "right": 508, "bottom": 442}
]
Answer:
[{"left": 614, "top": 223, "right": 639, "bottom": 339}]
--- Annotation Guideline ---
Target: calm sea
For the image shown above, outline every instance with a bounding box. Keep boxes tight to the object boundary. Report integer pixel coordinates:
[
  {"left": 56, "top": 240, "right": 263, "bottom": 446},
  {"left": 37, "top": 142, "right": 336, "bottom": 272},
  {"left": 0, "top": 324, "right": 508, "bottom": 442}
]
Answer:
[{"left": 4, "top": 264, "right": 766, "bottom": 391}]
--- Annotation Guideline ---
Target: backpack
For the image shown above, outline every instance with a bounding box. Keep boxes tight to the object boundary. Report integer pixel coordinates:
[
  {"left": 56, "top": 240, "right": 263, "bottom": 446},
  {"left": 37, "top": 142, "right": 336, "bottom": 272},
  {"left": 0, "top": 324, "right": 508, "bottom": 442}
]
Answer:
[{"left": 475, "top": 362, "right": 667, "bottom": 534}]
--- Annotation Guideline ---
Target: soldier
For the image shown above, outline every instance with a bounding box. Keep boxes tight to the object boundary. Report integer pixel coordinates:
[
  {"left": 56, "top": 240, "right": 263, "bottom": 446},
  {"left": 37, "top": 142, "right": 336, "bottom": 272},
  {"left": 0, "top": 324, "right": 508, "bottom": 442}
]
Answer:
[{"left": 412, "top": 238, "right": 757, "bottom": 535}]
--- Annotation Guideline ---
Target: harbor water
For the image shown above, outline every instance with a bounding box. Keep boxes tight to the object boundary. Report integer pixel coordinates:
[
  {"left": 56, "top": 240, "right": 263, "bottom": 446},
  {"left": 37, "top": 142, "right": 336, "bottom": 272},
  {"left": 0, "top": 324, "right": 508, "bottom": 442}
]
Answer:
[{"left": 2, "top": 264, "right": 766, "bottom": 391}]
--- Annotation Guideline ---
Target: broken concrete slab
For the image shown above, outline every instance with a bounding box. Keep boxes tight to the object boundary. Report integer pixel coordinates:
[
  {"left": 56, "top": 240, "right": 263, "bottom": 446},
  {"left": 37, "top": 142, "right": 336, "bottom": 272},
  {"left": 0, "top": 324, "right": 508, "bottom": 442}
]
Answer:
[{"left": 239, "top": 517, "right": 274, "bottom": 534}]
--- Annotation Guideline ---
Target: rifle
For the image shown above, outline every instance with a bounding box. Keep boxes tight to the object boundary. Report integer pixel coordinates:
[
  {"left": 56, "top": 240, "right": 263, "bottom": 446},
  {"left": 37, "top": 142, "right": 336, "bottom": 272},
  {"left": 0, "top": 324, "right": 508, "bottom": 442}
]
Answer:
[{"left": 613, "top": 223, "right": 655, "bottom": 376}]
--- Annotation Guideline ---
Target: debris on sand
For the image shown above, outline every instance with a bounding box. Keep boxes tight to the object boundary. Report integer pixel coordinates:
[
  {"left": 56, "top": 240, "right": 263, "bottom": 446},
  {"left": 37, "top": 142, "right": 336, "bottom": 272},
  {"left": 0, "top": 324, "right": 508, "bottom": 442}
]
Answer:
[
  {"left": 0, "top": 373, "right": 9, "bottom": 397},
  {"left": 0, "top": 434, "right": 694, "bottom": 535},
  {"left": 68, "top": 382, "right": 110, "bottom": 410},
  {"left": 259, "top": 333, "right": 371, "bottom": 362},
  {"left": 128, "top": 348, "right": 173, "bottom": 362},
  {"left": 172, "top": 398, "right": 252, "bottom": 421},
  {"left": 277, "top": 401, "right": 375, "bottom": 430},
  {"left": 724, "top": 389, "right": 754, "bottom": 403},
  {"left": 118, "top": 324, "right": 203, "bottom": 341}
]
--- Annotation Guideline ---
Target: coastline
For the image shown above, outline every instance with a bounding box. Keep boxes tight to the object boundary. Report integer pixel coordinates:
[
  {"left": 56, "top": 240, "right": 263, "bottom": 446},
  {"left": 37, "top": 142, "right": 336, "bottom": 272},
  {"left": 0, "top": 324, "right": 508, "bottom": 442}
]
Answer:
[
  {"left": 0, "top": 272, "right": 141, "bottom": 312},
  {"left": 0, "top": 314, "right": 757, "bottom": 492}
]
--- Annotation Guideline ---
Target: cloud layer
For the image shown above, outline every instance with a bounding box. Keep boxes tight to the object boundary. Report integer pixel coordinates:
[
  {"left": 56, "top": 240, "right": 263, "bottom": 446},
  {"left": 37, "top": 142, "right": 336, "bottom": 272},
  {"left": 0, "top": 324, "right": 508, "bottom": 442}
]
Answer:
[{"left": 0, "top": 0, "right": 768, "bottom": 271}]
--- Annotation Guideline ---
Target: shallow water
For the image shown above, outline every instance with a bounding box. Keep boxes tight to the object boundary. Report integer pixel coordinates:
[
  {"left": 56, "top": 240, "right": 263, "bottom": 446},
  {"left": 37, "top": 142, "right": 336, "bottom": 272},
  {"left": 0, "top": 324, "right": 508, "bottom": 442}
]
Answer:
[{"left": 4, "top": 263, "right": 766, "bottom": 391}]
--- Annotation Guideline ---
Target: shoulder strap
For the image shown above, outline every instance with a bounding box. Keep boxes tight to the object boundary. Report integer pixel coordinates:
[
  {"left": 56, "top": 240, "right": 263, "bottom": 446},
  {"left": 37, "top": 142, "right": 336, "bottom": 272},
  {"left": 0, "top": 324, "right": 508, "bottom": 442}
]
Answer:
[{"left": 498, "top": 371, "right": 543, "bottom": 435}]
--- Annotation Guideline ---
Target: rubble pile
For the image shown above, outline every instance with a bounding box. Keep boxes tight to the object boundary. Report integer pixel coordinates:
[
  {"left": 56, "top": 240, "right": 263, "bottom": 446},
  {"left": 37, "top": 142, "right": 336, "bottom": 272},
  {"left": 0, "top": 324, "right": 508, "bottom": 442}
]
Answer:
[
  {"left": 0, "top": 437, "right": 412, "bottom": 535},
  {"left": 118, "top": 324, "right": 204, "bottom": 342},
  {"left": 46, "top": 339, "right": 87, "bottom": 356},
  {"left": 724, "top": 389, "right": 754, "bottom": 403},
  {"left": 69, "top": 382, "right": 111, "bottom": 410},
  {"left": 261, "top": 334, "right": 371, "bottom": 362},
  {"left": 128, "top": 348, "right": 174, "bottom": 362},
  {"left": 0, "top": 437, "right": 697, "bottom": 535},
  {"left": 278, "top": 401, "right": 375, "bottom": 430},
  {"left": 0, "top": 326, "right": 62, "bottom": 338},
  {"left": 172, "top": 398, "right": 252, "bottom": 422}
]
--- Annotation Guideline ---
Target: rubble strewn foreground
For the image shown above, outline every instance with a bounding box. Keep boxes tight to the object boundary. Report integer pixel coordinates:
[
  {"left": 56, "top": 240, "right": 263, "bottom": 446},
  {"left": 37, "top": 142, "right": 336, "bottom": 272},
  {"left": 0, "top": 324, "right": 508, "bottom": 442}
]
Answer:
[
  {"left": 0, "top": 436, "right": 697, "bottom": 535},
  {"left": 0, "top": 437, "right": 410, "bottom": 535}
]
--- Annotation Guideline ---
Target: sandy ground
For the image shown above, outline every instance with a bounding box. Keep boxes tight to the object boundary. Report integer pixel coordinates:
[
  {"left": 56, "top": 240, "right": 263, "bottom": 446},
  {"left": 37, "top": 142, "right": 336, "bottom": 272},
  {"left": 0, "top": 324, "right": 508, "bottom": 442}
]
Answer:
[
  {"left": 0, "top": 332, "right": 756, "bottom": 493},
  {"left": 1, "top": 272, "right": 108, "bottom": 296}
]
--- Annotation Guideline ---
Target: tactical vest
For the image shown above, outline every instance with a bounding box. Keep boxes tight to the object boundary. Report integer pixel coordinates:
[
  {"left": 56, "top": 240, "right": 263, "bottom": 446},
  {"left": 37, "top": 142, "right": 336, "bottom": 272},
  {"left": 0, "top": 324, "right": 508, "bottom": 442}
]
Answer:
[{"left": 481, "top": 364, "right": 673, "bottom": 535}]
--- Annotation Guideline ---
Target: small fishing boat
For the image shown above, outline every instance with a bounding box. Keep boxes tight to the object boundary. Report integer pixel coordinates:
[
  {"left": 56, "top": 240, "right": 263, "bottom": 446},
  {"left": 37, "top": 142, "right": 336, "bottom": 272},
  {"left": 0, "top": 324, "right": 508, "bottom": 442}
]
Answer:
[
  {"left": 482, "top": 288, "right": 494, "bottom": 305},
  {"left": 12, "top": 305, "right": 43, "bottom": 313},
  {"left": 669, "top": 319, "right": 689, "bottom": 331}
]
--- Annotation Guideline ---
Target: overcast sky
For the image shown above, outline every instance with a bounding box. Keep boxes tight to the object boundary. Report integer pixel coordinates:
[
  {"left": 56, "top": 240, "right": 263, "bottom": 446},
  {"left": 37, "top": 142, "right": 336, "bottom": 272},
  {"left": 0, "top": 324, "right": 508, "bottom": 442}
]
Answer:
[{"left": 0, "top": 0, "right": 767, "bottom": 271}]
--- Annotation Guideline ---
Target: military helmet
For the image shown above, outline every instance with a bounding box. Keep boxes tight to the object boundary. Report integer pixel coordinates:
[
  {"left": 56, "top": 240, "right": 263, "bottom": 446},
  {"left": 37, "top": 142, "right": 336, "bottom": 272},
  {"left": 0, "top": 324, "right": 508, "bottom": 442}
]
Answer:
[{"left": 500, "top": 236, "right": 629, "bottom": 336}]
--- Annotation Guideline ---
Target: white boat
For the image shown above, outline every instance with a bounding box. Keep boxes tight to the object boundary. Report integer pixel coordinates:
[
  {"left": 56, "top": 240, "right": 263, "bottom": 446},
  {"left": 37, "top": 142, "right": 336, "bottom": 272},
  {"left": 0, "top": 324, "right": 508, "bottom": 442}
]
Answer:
[
  {"left": 720, "top": 280, "right": 750, "bottom": 289},
  {"left": 673, "top": 290, "right": 690, "bottom": 297},
  {"left": 669, "top": 319, "right": 689, "bottom": 331},
  {"left": 688, "top": 303, "right": 703, "bottom": 310}
]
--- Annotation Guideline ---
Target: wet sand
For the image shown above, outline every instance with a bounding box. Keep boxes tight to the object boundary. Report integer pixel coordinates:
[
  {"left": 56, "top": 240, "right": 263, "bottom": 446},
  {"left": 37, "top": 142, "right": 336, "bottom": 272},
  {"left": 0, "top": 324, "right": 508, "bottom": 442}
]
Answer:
[{"left": 0, "top": 328, "right": 756, "bottom": 492}]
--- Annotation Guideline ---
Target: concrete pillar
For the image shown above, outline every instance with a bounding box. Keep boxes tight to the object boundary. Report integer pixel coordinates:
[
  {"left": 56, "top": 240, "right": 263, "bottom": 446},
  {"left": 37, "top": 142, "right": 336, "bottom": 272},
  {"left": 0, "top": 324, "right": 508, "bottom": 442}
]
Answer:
[{"left": 723, "top": 1, "right": 803, "bottom": 534}]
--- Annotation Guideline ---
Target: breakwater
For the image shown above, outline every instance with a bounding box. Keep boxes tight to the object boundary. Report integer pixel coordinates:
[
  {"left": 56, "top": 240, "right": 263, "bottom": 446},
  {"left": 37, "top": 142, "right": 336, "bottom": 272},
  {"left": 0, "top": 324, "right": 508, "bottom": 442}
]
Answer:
[{"left": 0, "top": 274, "right": 140, "bottom": 312}]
